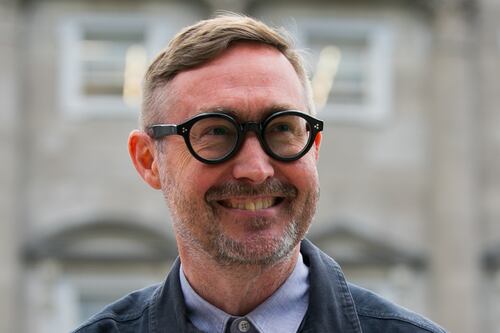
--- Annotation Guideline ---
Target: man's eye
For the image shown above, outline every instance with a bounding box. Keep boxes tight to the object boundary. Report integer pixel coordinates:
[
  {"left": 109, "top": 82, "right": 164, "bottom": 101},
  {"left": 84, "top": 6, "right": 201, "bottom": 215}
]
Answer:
[
  {"left": 204, "top": 126, "right": 231, "bottom": 136},
  {"left": 210, "top": 127, "right": 227, "bottom": 135},
  {"left": 270, "top": 123, "right": 292, "bottom": 132}
]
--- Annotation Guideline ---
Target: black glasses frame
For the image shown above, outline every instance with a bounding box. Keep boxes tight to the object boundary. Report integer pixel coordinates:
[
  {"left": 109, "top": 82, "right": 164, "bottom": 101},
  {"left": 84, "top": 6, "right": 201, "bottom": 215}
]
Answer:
[{"left": 147, "top": 110, "right": 323, "bottom": 164}]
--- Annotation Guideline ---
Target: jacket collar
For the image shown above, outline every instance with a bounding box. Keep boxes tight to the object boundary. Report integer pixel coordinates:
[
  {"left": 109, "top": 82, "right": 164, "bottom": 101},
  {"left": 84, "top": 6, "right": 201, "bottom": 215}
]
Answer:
[
  {"left": 149, "top": 239, "right": 362, "bottom": 333},
  {"left": 149, "top": 257, "right": 202, "bottom": 333},
  {"left": 299, "top": 239, "right": 362, "bottom": 333}
]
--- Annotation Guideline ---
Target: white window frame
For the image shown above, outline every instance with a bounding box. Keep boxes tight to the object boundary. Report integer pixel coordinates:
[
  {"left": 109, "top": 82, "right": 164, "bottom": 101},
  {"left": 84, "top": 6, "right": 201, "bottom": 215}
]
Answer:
[
  {"left": 295, "top": 19, "right": 394, "bottom": 125},
  {"left": 58, "top": 15, "right": 171, "bottom": 119}
]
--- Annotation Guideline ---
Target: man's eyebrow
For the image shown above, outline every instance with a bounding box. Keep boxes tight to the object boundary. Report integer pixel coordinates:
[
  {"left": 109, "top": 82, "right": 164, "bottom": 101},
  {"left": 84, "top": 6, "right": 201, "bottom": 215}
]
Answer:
[
  {"left": 195, "top": 104, "right": 302, "bottom": 120},
  {"left": 259, "top": 105, "right": 302, "bottom": 119},
  {"left": 267, "top": 104, "right": 300, "bottom": 113}
]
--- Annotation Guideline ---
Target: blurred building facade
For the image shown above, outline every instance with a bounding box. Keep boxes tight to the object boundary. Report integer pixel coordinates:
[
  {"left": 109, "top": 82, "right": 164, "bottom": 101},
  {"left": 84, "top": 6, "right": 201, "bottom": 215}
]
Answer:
[{"left": 1, "top": 0, "right": 499, "bottom": 332}]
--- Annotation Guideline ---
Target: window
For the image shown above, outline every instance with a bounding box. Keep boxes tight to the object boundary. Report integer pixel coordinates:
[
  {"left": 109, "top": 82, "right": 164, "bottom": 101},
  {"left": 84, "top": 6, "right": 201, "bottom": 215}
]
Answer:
[
  {"left": 59, "top": 16, "right": 170, "bottom": 118},
  {"left": 25, "top": 221, "right": 176, "bottom": 332},
  {"left": 297, "top": 20, "right": 394, "bottom": 124}
]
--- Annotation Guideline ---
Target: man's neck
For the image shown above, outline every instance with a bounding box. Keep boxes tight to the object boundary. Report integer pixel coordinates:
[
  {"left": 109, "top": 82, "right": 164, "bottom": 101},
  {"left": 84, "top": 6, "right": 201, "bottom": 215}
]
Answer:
[{"left": 178, "top": 245, "right": 300, "bottom": 316}]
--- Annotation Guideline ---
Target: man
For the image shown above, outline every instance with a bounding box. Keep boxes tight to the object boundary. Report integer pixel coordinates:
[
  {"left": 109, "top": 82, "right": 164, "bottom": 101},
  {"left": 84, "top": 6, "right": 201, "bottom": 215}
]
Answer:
[{"left": 74, "top": 14, "right": 446, "bottom": 333}]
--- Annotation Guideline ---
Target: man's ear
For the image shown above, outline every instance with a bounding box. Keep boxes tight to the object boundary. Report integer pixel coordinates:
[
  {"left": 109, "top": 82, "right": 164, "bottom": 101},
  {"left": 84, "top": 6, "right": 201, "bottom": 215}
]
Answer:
[
  {"left": 128, "top": 130, "right": 162, "bottom": 189},
  {"left": 313, "top": 132, "right": 322, "bottom": 161}
]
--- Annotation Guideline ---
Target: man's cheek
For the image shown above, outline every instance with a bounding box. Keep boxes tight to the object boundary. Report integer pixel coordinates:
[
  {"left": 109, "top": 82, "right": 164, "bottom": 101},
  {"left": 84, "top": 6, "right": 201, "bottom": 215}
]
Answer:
[{"left": 169, "top": 150, "right": 194, "bottom": 178}]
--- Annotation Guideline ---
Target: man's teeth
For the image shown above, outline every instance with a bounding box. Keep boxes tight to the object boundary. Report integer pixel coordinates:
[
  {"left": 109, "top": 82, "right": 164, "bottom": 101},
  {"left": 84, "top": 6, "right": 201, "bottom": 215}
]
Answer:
[{"left": 225, "top": 198, "right": 275, "bottom": 211}]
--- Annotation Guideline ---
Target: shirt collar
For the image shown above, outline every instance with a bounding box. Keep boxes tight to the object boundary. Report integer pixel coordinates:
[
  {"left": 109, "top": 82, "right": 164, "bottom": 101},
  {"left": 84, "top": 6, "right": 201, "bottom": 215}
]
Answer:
[{"left": 179, "top": 253, "right": 309, "bottom": 333}]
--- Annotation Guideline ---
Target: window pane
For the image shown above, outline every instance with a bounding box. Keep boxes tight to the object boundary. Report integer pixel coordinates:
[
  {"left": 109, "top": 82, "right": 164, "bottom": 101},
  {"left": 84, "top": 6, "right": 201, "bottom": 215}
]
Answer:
[
  {"left": 80, "top": 29, "right": 145, "bottom": 98},
  {"left": 310, "top": 34, "right": 370, "bottom": 108}
]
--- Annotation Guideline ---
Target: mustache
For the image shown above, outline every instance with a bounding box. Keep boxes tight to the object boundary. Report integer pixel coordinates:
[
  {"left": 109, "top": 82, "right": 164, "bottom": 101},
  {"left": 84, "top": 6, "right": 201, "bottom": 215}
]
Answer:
[{"left": 205, "top": 178, "right": 297, "bottom": 201}]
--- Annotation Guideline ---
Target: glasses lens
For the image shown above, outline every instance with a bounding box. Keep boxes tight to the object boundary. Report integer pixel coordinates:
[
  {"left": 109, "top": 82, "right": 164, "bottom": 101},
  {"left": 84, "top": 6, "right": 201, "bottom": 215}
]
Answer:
[
  {"left": 189, "top": 116, "right": 238, "bottom": 161},
  {"left": 264, "top": 114, "right": 311, "bottom": 158}
]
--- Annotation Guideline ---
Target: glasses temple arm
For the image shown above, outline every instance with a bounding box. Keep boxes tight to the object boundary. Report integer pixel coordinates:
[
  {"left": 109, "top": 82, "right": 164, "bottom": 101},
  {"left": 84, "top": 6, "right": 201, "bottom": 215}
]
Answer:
[{"left": 147, "top": 125, "right": 179, "bottom": 139}]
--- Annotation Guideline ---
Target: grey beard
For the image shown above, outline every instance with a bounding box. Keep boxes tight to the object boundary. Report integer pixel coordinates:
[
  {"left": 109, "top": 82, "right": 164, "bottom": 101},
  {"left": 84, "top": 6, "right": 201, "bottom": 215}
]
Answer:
[
  {"left": 163, "top": 176, "right": 318, "bottom": 268},
  {"left": 212, "top": 216, "right": 300, "bottom": 267}
]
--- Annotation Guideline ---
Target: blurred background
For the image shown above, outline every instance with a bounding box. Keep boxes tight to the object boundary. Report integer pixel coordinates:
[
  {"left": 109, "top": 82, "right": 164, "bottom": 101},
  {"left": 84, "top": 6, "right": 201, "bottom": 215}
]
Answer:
[{"left": 0, "top": 0, "right": 498, "bottom": 332}]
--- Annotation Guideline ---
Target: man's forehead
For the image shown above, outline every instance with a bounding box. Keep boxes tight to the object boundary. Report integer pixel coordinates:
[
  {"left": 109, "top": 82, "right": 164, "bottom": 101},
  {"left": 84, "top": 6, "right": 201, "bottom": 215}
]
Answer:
[
  {"left": 174, "top": 42, "right": 294, "bottom": 82},
  {"left": 162, "top": 42, "right": 305, "bottom": 121}
]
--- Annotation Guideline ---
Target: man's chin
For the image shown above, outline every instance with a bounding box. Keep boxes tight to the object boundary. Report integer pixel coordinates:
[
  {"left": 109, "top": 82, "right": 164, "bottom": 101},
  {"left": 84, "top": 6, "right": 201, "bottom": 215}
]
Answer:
[{"left": 211, "top": 233, "right": 298, "bottom": 267}]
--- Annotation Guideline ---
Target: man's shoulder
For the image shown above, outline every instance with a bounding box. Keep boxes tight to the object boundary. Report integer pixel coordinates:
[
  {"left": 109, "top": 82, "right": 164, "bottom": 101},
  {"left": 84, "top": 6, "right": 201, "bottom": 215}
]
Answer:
[
  {"left": 72, "top": 284, "right": 161, "bottom": 333},
  {"left": 348, "top": 283, "right": 446, "bottom": 333}
]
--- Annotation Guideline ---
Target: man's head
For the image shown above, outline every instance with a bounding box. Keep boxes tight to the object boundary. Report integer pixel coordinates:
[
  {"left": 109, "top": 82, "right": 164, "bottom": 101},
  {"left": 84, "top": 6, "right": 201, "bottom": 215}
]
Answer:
[
  {"left": 140, "top": 13, "right": 315, "bottom": 130},
  {"left": 129, "top": 14, "right": 321, "bottom": 267}
]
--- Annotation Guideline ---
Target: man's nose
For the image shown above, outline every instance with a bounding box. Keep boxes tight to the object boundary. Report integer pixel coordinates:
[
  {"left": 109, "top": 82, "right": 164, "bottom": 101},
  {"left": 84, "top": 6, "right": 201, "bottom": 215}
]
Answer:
[{"left": 231, "top": 134, "right": 274, "bottom": 184}]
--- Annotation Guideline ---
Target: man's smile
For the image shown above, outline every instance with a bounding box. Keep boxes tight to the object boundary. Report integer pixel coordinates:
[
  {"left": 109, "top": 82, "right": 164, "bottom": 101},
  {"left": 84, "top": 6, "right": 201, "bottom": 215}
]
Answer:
[
  {"left": 217, "top": 197, "right": 284, "bottom": 211},
  {"left": 204, "top": 178, "right": 298, "bottom": 214}
]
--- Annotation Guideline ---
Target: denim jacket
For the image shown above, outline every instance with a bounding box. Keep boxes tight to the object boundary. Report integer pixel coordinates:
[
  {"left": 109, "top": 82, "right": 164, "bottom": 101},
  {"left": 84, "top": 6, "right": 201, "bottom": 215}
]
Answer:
[{"left": 73, "top": 239, "right": 446, "bottom": 333}]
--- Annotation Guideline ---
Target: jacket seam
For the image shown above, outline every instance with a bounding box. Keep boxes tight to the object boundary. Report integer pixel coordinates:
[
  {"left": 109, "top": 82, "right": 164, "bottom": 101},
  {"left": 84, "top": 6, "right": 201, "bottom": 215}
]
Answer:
[
  {"left": 357, "top": 310, "right": 445, "bottom": 333},
  {"left": 149, "top": 282, "right": 163, "bottom": 333},
  {"left": 73, "top": 304, "right": 152, "bottom": 332}
]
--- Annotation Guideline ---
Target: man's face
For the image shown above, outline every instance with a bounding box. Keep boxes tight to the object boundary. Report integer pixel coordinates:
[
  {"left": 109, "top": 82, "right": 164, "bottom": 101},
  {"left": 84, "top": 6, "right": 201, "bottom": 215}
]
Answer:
[{"left": 156, "top": 43, "right": 320, "bottom": 266}]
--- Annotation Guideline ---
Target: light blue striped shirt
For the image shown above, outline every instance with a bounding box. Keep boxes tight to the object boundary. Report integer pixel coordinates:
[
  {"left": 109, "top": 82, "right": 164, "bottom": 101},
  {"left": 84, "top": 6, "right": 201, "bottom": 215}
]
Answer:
[{"left": 179, "top": 254, "right": 309, "bottom": 333}]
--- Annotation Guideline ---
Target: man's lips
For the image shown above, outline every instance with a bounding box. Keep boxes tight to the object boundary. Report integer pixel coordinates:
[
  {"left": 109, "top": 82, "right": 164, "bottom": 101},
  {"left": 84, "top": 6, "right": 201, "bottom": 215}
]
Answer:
[
  {"left": 217, "top": 197, "right": 283, "bottom": 211},
  {"left": 205, "top": 178, "right": 297, "bottom": 212}
]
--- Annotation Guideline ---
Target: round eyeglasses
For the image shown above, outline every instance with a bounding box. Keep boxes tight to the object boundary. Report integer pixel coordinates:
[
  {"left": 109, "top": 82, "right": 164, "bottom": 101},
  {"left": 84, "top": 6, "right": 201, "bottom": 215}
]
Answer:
[{"left": 147, "top": 110, "right": 324, "bottom": 164}]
